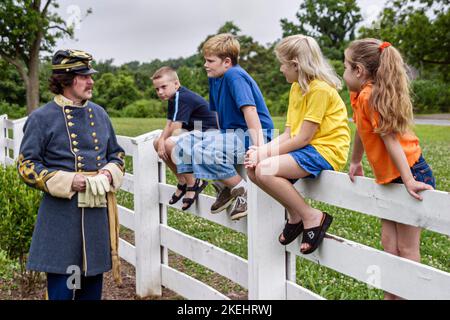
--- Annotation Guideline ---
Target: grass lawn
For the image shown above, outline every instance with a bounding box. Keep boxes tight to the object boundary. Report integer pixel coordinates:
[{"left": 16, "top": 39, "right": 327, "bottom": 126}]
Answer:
[{"left": 112, "top": 117, "right": 449, "bottom": 300}]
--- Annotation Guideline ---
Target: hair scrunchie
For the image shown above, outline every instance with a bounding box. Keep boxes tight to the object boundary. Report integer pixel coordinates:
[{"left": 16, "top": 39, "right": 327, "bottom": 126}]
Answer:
[{"left": 379, "top": 42, "right": 391, "bottom": 52}]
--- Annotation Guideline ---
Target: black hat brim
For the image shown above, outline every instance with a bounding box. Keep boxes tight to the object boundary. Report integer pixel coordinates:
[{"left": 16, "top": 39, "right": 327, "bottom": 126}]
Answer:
[{"left": 74, "top": 68, "right": 98, "bottom": 75}]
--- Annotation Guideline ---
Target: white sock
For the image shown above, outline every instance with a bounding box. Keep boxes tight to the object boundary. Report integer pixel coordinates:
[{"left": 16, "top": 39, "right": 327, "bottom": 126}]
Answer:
[{"left": 232, "top": 179, "right": 247, "bottom": 192}]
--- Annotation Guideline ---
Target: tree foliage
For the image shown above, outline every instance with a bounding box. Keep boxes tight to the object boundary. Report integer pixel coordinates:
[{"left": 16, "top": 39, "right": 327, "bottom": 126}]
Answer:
[
  {"left": 281, "top": 0, "right": 362, "bottom": 60},
  {"left": 0, "top": 0, "right": 90, "bottom": 113},
  {"left": 359, "top": 0, "right": 450, "bottom": 80}
]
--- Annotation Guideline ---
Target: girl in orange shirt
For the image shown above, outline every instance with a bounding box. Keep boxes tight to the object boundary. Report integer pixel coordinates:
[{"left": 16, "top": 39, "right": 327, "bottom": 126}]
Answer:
[{"left": 343, "top": 38, "right": 435, "bottom": 300}]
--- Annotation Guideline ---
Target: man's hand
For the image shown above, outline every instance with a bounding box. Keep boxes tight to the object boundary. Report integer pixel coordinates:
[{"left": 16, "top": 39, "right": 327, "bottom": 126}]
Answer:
[
  {"left": 72, "top": 174, "right": 86, "bottom": 192},
  {"left": 99, "top": 169, "right": 113, "bottom": 185}
]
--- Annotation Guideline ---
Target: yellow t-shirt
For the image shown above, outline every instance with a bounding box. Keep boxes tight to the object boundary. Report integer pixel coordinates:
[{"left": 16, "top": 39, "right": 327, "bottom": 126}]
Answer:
[{"left": 285, "top": 80, "right": 350, "bottom": 171}]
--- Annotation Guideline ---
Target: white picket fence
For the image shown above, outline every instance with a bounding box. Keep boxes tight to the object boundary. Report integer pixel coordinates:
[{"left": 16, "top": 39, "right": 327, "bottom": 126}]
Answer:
[{"left": 1, "top": 114, "right": 450, "bottom": 300}]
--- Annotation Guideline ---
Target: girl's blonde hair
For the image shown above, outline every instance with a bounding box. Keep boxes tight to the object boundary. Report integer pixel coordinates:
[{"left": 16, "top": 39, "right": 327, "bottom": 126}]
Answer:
[
  {"left": 274, "top": 34, "right": 342, "bottom": 93},
  {"left": 346, "top": 38, "right": 413, "bottom": 135}
]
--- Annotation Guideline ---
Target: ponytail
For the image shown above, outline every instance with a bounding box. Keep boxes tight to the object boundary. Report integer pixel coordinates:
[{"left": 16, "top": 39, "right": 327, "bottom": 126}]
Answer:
[{"left": 347, "top": 39, "right": 414, "bottom": 135}]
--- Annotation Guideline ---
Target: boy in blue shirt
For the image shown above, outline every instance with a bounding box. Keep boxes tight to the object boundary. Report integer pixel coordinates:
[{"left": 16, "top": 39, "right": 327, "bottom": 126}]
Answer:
[
  {"left": 152, "top": 66, "right": 218, "bottom": 210},
  {"left": 174, "top": 34, "right": 274, "bottom": 219}
]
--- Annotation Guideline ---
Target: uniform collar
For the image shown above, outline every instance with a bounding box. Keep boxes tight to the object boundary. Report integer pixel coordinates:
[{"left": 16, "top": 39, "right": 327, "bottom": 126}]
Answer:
[{"left": 54, "top": 94, "right": 89, "bottom": 108}]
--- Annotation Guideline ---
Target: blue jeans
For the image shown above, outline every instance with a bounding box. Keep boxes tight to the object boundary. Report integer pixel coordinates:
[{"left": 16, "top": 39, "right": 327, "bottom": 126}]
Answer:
[
  {"left": 174, "top": 130, "right": 246, "bottom": 180},
  {"left": 391, "top": 155, "right": 436, "bottom": 188}
]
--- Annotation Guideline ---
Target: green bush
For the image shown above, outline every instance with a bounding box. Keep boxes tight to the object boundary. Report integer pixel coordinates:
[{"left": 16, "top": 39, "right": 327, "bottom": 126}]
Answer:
[
  {"left": 0, "top": 101, "right": 26, "bottom": 119},
  {"left": 122, "top": 99, "right": 165, "bottom": 118},
  {"left": 266, "top": 90, "right": 290, "bottom": 116},
  {"left": 0, "top": 164, "right": 44, "bottom": 294},
  {"left": 0, "top": 249, "right": 19, "bottom": 282},
  {"left": 329, "top": 59, "right": 344, "bottom": 77},
  {"left": 0, "top": 164, "right": 41, "bottom": 271},
  {"left": 339, "top": 88, "right": 352, "bottom": 117},
  {"left": 411, "top": 79, "right": 450, "bottom": 113}
]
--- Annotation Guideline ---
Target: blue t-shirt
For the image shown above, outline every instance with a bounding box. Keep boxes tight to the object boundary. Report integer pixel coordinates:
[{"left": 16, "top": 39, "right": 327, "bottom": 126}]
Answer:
[
  {"left": 208, "top": 65, "right": 274, "bottom": 145},
  {"left": 167, "top": 86, "right": 218, "bottom": 131}
]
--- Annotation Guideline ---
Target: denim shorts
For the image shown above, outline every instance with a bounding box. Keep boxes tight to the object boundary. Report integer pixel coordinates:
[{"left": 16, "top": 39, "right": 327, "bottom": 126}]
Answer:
[
  {"left": 174, "top": 130, "right": 246, "bottom": 180},
  {"left": 391, "top": 155, "right": 436, "bottom": 188},
  {"left": 288, "top": 144, "right": 333, "bottom": 182}
]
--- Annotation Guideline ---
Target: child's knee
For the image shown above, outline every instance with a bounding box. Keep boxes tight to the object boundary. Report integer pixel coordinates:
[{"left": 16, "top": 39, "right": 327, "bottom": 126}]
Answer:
[
  {"left": 164, "top": 138, "right": 175, "bottom": 151},
  {"left": 153, "top": 138, "right": 159, "bottom": 151},
  {"left": 247, "top": 168, "right": 257, "bottom": 182},
  {"left": 255, "top": 162, "right": 269, "bottom": 182},
  {"left": 255, "top": 159, "right": 273, "bottom": 180}
]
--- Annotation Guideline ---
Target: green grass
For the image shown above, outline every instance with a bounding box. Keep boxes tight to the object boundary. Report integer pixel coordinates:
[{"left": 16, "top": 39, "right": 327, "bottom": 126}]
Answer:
[{"left": 113, "top": 117, "right": 450, "bottom": 300}]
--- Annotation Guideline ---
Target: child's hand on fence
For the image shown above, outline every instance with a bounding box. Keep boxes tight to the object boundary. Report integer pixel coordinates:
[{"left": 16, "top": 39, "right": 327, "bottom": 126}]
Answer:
[
  {"left": 404, "top": 179, "right": 434, "bottom": 201},
  {"left": 348, "top": 161, "right": 364, "bottom": 182}
]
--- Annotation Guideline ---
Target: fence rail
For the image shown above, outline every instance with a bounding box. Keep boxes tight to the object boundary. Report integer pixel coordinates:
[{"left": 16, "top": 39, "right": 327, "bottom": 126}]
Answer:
[{"left": 1, "top": 114, "right": 449, "bottom": 300}]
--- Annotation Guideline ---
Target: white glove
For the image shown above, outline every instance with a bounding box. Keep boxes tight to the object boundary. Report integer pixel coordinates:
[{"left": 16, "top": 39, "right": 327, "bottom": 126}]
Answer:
[
  {"left": 88, "top": 174, "right": 111, "bottom": 196},
  {"left": 85, "top": 175, "right": 109, "bottom": 207}
]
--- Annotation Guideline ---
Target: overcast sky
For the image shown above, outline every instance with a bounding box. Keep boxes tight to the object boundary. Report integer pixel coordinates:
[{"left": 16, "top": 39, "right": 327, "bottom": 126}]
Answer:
[{"left": 54, "top": 0, "right": 387, "bottom": 65}]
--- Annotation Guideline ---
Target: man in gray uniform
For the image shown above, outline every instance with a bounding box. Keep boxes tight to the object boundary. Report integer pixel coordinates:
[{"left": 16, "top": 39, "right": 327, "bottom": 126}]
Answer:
[{"left": 17, "top": 49, "right": 125, "bottom": 300}]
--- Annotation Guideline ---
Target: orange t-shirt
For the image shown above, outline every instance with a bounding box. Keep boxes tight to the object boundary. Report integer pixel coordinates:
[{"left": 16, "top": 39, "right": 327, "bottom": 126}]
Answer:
[{"left": 350, "top": 83, "right": 421, "bottom": 184}]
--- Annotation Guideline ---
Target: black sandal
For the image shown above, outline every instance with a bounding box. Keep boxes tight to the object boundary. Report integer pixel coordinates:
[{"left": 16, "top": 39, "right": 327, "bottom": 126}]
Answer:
[
  {"left": 278, "top": 220, "right": 304, "bottom": 245},
  {"left": 181, "top": 179, "right": 209, "bottom": 211},
  {"left": 169, "top": 183, "right": 187, "bottom": 205},
  {"left": 300, "top": 212, "right": 333, "bottom": 255}
]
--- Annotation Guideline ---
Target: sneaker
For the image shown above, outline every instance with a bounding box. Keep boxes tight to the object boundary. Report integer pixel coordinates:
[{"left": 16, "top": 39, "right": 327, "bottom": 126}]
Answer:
[
  {"left": 229, "top": 192, "right": 247, "bottom": 220},
  {"left": 210, "top": 183, "right": 234, "bottom": 214},
  {"left": 230, "top": 185, "right": 246, "bottom": 198}
]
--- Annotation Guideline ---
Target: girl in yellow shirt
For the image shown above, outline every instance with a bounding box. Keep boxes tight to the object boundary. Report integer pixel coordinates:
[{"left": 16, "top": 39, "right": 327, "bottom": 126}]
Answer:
[{"left": 245, "top": 35, "right": 350, "bottom": 254}]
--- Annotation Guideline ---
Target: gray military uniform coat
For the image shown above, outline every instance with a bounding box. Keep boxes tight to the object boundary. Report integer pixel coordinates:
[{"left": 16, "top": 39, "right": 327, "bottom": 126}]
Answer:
[{"left": 18, "top": 95, "right": 125, "bottom": 276}]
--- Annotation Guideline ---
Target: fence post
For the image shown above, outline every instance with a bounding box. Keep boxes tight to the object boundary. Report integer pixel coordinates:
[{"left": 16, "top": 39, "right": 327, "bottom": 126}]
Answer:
[
  {"left": 0, "top": 115, "right": 6, "bottom": 165},
  {"left": 133, "top": 134, "right": 162, "bottom": 297},
  {"left": 159, "top": 160, "right": 169, "bottom": 266},
  {"left": 247, "top": 180, "right": 287, "bottom": 299},
  {"left": 12, "top": 117, "right": 26, "bottom": 160}
]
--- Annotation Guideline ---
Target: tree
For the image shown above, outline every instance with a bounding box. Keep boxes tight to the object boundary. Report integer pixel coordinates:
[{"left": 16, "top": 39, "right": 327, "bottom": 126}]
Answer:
[
  {"left": 93, "top": 72, "right": 142, "bottom": 110},
  {"left": 0, "top": 0, "right": 90, "bottom": 114},
  {"left": 359, "top": 0, "right": 450, "bottom": 80},
  {"left": 0, "top": 60, "right": 26, "bottom": 107},
  {"left": 281, "top": 0, "right": 362, "bottom": 60}
]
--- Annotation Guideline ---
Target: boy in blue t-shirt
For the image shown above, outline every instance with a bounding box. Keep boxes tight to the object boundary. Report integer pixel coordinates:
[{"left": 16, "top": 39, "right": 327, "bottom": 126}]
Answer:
[
  {"left": 152, "top": 66, "right": 218, "bottom": 210},
  {"left": 174, "top": 34, "right": 274, "bottom": 220}
]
